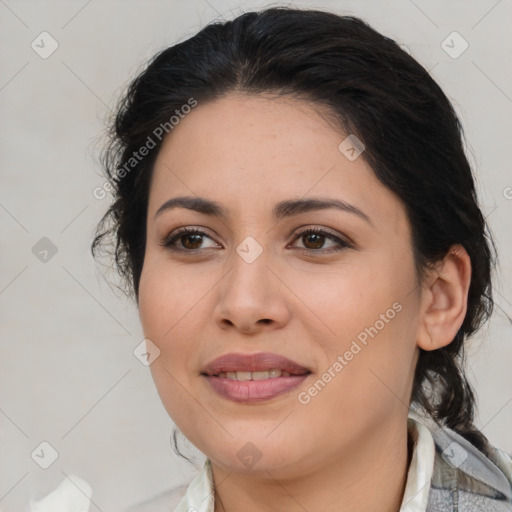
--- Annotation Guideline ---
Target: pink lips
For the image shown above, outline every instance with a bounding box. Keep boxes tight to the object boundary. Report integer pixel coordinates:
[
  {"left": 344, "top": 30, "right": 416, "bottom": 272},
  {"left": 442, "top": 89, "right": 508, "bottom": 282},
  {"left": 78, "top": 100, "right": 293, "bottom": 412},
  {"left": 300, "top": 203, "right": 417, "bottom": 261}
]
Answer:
[{"left": 201, "top": 352, "right": 311, "bottom": 403}]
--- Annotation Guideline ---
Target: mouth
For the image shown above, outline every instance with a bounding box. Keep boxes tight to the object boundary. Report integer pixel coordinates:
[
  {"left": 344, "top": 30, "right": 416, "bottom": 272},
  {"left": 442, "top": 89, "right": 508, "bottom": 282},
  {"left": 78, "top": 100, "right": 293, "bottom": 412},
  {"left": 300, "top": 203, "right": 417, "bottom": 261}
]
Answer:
[
  {"left": 201, "top": 351, "right": 312, "bottom": 378},
  {"left": 209, "top": 369, "right": 301, "bottom": 380},
  {"left": 201, "top": 352, "right": 312, "bottom": 403}
]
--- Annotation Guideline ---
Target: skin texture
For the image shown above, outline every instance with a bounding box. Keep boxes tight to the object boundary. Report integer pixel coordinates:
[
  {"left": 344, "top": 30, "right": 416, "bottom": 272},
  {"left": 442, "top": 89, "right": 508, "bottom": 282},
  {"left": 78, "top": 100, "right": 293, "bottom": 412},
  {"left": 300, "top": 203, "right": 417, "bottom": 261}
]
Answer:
[{"left": 137, "top": 93, "right": 472, "bottom": 512}]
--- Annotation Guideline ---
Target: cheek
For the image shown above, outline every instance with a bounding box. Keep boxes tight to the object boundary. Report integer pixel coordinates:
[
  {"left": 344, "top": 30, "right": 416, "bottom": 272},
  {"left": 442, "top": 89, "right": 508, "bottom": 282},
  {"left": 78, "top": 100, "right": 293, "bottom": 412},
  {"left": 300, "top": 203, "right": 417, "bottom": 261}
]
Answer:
[
  {"left": 138, "top": 270, "right": 168, "bottom": 343},
  {"left": 139, "top": 266, "right": 201, "bottom": 428},
  {"left": 138, "top": 264, "right": 193, "bottom": 398},
  {"left": 138, "top": 259, "right": 211, "bottom": 377},
  {"left": 306, "top": 255, "right": 418, "bottom": 400},
  {"left": 301, "top": 262, "right": 393, "bottom": 339},
  {"left": 138, "top": 258, "right": 197, "bottom": 340}
]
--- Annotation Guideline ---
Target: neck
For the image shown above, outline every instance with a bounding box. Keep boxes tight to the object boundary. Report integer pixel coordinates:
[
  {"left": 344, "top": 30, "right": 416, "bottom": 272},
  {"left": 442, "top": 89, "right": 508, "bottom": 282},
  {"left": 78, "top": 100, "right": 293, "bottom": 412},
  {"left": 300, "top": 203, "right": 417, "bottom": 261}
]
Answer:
[{"left": 212, "top": 415, "right": 413, "bottom": 512}]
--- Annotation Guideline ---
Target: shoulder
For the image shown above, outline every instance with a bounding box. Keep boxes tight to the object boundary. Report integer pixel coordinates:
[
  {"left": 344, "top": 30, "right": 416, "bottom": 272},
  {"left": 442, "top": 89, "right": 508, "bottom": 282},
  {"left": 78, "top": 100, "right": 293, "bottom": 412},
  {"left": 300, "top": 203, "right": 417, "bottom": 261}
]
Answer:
[{"left": 418, "top": 415, "right": 512, "bottom": 511}]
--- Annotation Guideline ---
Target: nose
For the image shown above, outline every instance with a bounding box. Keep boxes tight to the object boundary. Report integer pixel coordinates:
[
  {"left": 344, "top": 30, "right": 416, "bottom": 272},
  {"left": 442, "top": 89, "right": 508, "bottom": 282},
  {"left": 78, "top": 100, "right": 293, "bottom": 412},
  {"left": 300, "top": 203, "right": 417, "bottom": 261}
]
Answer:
[{"left": 213, "top": 251, "right": 291, "bottom": 335}]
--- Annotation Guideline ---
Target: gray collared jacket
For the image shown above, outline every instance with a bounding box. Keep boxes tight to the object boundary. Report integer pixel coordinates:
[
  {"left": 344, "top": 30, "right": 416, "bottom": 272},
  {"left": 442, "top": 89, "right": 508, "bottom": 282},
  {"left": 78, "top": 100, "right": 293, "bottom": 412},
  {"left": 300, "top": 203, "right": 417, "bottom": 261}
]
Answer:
[{"left": 426, "top": 422, "right": 512, "bottom": 511}]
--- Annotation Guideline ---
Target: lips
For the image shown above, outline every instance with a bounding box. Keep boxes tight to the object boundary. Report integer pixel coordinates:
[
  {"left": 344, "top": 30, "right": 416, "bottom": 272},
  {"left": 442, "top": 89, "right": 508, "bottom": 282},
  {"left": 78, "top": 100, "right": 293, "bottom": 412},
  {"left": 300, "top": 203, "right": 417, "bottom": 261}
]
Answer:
[
  {"left": 201, "top": 352, "right": 311, "bottom": 376},
  {"left": 201, "top": 352, "right": 312, "bottom": 403}
]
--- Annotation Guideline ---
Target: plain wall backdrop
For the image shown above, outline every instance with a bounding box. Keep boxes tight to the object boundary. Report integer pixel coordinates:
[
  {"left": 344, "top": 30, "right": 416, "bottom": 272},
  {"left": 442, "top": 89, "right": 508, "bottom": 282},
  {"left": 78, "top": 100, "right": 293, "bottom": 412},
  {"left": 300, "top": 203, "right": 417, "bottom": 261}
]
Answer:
[{"left": 1, "top": 0, "right": 511, "bottom": 511}]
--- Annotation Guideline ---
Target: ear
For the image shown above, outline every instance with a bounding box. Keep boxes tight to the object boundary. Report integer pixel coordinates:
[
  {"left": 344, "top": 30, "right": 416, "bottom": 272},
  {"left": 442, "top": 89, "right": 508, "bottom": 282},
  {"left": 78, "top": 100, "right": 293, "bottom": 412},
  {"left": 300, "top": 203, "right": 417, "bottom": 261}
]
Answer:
[{"left": 416, "top": 244, "right": 472, "bottom": 351}]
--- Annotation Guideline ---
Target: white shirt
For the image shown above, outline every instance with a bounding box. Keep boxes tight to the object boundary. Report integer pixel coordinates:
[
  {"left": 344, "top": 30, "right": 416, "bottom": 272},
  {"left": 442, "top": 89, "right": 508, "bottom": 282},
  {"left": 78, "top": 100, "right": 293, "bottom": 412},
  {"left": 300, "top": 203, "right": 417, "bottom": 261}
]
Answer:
[{"left": 173, "top": 410, "right": 436, "bottom": 512}]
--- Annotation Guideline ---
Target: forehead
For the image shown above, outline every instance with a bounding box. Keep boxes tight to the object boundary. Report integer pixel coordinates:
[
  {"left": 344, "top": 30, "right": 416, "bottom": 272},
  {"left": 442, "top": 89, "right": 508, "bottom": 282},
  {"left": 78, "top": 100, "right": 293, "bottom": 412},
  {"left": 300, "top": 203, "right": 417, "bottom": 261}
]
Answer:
[{"left": 148, "top": 93, "right": 405, "bottom": 230}]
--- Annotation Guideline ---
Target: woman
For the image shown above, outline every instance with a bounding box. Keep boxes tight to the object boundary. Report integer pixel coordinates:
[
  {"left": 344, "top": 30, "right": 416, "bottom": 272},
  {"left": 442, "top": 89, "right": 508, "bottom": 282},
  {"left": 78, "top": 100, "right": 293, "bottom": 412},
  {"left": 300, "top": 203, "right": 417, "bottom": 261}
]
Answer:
[{"left": 91, "top": 7, "right": 512, "bottom": 512}]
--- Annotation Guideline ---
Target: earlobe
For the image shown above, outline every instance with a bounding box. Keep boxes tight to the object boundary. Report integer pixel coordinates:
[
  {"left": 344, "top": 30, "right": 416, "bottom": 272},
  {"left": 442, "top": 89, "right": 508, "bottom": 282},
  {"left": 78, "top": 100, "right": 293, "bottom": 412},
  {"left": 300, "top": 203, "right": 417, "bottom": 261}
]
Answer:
[{"left": 416, "top": 244, "right": 472, "bottom": 352}]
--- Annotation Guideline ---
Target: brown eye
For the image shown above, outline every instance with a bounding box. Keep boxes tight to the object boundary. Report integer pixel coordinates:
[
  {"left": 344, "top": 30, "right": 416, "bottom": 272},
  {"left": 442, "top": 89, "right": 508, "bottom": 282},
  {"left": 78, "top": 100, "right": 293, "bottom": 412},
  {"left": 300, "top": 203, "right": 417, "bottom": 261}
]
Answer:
[
  {"left": 180, "top": 233, "right": 203, "bottom": 250},
  {"left": 292, "top": 227, "right": 351, "bottom": 253},
  {"left": 302, "top": 231, "right": 325, "bottom": 249},
  {"left": 159, "top": 228, "right": 218, "bottom": 252}
]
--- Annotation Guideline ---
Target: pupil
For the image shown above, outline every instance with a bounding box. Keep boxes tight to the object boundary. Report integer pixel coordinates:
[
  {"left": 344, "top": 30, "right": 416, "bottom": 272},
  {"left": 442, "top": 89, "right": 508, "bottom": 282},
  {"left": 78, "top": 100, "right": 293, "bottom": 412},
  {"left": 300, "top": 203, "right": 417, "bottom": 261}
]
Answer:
[
  {"left": 305, "top": 233, "right": 324, "bottom": 249},
  {"left": 183, "top": 234, "right": 202, "bottom": 249}
]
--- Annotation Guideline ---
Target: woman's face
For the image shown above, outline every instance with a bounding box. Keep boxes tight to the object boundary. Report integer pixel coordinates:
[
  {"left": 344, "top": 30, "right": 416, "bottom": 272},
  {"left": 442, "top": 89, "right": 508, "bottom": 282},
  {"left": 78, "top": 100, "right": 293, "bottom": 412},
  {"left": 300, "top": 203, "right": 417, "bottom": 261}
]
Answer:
[{"left": 138, "top": 92, "right": 423, "bottom": 476}]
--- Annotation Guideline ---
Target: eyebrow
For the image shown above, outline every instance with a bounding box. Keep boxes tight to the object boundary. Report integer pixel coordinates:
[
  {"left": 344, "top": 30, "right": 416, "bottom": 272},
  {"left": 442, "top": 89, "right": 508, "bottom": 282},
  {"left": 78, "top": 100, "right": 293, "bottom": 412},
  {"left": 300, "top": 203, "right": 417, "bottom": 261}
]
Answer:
[{"left": 154, "top": 195, "right": 372, "bottom": 225}]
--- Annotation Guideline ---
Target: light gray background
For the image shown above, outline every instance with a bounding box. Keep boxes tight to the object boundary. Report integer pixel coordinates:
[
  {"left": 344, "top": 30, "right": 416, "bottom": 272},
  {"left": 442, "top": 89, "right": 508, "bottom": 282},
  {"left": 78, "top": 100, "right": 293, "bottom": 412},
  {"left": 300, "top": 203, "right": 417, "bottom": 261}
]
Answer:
[{"left": 1, "top": 1, "right": 511, "bottom": 511}]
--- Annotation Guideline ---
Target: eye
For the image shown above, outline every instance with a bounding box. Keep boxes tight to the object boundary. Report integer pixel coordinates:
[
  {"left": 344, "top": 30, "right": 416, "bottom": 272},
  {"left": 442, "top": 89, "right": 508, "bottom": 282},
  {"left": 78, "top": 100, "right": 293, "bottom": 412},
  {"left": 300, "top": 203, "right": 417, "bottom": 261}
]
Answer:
[
  {"left": 158, "top": 226, "right": 352, "bottom": 254},
  {"left": 158, "top": 227, "right": 219, "bottom": 252},
  {"left": 290, "top": 227, "right": 352, "bottom": 253}
]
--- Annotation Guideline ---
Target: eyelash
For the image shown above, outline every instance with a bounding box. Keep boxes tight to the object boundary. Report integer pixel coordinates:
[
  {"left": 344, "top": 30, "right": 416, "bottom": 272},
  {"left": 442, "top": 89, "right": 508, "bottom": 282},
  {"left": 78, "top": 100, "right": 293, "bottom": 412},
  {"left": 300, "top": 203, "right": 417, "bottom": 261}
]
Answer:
[{"left": 158, "top": 226, "right": 352, "bottom": 254}]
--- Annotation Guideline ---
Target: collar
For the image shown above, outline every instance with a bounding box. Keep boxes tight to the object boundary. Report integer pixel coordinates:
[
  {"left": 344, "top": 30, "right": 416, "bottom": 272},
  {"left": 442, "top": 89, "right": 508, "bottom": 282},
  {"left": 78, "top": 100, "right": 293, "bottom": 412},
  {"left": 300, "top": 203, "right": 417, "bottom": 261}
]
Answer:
[
  {"left": 414, "top": 410, "right": 512, "bottom": 511},
  {"left": 400, "top": 413, "right": 437, "bottom": 511}
]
